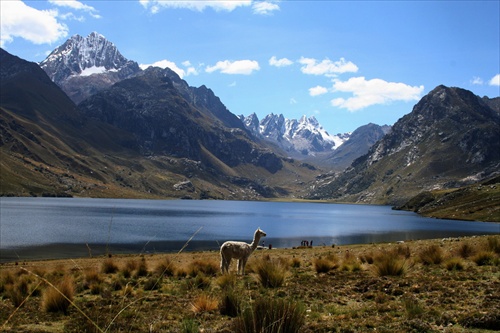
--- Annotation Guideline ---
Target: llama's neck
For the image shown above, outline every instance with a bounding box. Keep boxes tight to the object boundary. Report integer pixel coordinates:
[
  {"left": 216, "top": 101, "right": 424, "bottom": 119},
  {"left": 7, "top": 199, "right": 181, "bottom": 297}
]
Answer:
[{"left": 250, "top": 234, "right": 262, "bottom": 251}]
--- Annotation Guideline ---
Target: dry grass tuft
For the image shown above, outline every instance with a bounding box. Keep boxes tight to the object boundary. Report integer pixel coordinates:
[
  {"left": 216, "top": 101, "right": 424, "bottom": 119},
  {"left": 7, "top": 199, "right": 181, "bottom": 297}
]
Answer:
[
  {"left": 233, "top": 297, "right": 305, "bottom": 333},
  {"left": 314, "top": 253, "right": 338, "bottom": 274},
  {"left": 101, "top": 258, "right": 119, "bottom": 274},
  {"left": 472, "top": 251, "right": 496, "bottom": 266},
  {"left": 187, "top": 259, "right": 219, "bottom": 277},
  {"left": 457, "top": 242, "right": 475, "bottom": 258},
  {"left": 42, "top": 275, "right": 74, "bottom": 314},
  {"left": 418, "top": 245, "right": 444, "bottom": 265},
  {"left": 154, "top": 258, "right": 176, "bottom": 277},
  {"left": 444, "top": 257, "right": 465, "bottom": 271},
  {"left": 255, "top": 258, "right": 288, "bottom": 288},
  {"left": 135, "top": 257, "right": 149, "bottom": 277},
  {"left": 216, "top": 273, "right": 237, "bottom": 290},
  {"left": 191, "top": 293, "right": 219, "bottom": 313},
  {"left": 372, "top": 250, "right": 408, "bottom": 277}
]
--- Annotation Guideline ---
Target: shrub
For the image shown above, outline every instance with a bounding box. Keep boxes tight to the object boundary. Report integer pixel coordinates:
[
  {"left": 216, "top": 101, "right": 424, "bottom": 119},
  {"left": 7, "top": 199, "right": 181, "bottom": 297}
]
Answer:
[
  {"left": 418, "top": 245, "right": 443, "bottom": 265},
  {"left": 42, "top": 276, "right": 74, "bottom": 314},
  {"left": 191, "top": 293, "right": 219, "bottom": 313},
  {"left": 233, "top": 298, "right": 305, "bottom": 333},
  {"left": 101, "top": 258, "right": 119, "bottom": 274},
  {"left": 255, "top": 259, "right": 288, "bottom": 288},
  {"left": 372, "top": 251, "right": 408, "bottom": 277}
]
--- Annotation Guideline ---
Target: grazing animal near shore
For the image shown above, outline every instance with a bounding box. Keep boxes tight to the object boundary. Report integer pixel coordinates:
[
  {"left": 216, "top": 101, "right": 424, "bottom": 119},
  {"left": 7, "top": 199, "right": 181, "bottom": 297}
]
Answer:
[{"left": 220, "top": 228, "right": 267, "bottom": 275}]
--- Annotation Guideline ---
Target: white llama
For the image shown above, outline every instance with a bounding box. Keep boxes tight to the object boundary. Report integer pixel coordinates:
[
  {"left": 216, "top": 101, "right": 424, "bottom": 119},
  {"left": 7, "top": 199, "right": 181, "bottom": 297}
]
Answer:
[{"left": 220, "top": 228, "right": 266, "bottom": 275}]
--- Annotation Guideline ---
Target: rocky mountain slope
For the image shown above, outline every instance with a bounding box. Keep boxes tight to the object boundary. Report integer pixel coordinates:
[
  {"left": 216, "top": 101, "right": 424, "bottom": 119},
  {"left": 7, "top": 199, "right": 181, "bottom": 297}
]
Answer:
[
  {"left": 39, "top": 32, "right": 141, "bottom": 103},
  {"left": 316, "top": 123, "right": 391, "bottom": 170},
  {"left": 77, "top": 66, "right": 281, "bottom": 173},
  {"left": 307, "top": 85, "right": 500, "bottom": 205},
  {"left": 1, "top": 48, "right": 316, "bottom": 199}
]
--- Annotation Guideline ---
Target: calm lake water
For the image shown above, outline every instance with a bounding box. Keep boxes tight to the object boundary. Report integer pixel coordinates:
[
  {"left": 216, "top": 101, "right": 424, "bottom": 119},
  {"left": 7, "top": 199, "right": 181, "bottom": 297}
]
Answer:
[{"left": 1, "top": 197, "right": 498, "bottom": 262}]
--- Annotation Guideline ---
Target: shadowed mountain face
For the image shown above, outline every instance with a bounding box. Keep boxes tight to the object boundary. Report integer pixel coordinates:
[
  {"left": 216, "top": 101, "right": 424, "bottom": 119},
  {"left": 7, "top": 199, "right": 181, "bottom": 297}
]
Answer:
[
  {"left": 308, "top": 85, "right": 500, "bottom": 205},
  {"left": 77, "top": 67, "right": 282, "bottom": 173}
]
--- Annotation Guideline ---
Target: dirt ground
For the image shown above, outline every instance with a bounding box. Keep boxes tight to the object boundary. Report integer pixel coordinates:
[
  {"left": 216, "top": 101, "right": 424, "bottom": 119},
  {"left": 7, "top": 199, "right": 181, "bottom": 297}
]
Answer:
[{"left": 1, "top": 235, "right": 499, "bottom": 332}]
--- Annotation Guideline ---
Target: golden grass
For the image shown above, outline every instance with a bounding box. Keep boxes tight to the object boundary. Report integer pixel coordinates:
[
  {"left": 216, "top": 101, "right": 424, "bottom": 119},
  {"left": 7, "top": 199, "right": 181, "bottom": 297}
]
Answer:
[
  {"left": 41, "top": 275, "right": 74, "bottom": 314},
  {"left": 0, "top": 235, "right": 498, "bottom": 332}
]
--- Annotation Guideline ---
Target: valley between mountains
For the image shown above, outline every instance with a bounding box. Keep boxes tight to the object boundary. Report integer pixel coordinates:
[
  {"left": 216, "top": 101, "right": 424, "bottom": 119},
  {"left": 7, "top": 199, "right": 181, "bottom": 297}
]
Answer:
[{"left": 1, "top": 33, "right": 499, "bottom": 222}]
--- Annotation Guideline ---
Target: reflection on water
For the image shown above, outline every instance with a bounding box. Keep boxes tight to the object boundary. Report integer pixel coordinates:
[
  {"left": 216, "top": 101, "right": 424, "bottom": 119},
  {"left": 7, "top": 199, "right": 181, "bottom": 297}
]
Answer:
[{"left": 1, "top": 197, "right": 498, "bottom": 262}]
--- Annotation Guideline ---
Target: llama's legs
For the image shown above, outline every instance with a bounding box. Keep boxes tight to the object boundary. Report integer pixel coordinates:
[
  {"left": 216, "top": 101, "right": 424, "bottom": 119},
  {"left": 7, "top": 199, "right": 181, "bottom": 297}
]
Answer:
[
  {"left": 221, "top": 254, "right": 230, "bottom": 274},
  {"left": 238, "top": 258, "right": 248, "bottom": 275}
]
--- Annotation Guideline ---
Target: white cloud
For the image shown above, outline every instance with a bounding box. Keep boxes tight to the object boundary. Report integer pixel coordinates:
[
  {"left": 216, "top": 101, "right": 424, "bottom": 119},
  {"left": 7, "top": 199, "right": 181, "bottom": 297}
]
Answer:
[
  {"left": 471, "top": 76, "right": 484, "bottom": 85},
  {"left": 269, "top": 56, "right": 293, "bottom": 67},
  {"left": 140, "top": 0, "right": 252, "bottom": 13},
  {"left": 206, "top": 59, "right": 260, "bottom": 75},
  {"left": 299, "top": 57, "right": 358, "bottom": 76},
  {"left": 252, "top": 1, "right": 280, "bottom": 15},
  {"left": 140, "top": 60, "right": 186, "bottom": 78},
  {"left": 489, "top": 74, "right": 500, "bottom": 86},
  {"left": 0, "top": 0, "right": 68, "bottom": 47},
  {"left": 309, "top": 85, "right": 328, "bottom": 96},
  {"left": 48, "top": 0, "right": 101, "bottom": 18},
  {"left": 290, "top": 98, "right": 297, "bottom": 104},
  {"left": 330, "top": 77, "right": 424, "bottom": 111}
]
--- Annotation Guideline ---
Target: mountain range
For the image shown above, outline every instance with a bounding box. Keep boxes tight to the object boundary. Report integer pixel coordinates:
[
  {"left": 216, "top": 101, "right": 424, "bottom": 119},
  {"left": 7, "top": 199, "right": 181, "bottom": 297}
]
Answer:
[{"left": 1, "top": 32, "right": 499, "bottom": 221}]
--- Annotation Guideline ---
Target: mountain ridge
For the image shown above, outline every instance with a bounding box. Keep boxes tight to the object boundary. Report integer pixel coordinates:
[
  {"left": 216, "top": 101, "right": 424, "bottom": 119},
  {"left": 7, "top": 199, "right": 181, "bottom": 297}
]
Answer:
[
  {"left": 307, "top": 85, "right": 500, "bottom": 205},
  {"left": 239, "top": 112, "right": 350, "bottom": 156}
]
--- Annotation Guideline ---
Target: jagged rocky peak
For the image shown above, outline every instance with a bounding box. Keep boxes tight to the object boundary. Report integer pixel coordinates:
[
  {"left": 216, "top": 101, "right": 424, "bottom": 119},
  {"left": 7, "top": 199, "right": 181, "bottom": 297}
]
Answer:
[
  {"left": 239, "top": 112, "right": 351, "bottom": 157},
  {"left": 39, "top": 32, "right": 141, "bottom": 103},
  {"left": 41, "top": 32, "right": 134, "bottom": 82}
]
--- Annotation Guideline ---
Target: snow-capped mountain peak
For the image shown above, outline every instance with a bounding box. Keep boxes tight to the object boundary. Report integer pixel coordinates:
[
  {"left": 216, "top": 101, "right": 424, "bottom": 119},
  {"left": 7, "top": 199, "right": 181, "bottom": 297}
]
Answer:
[
  {"left": 40, "top": 32, "right": 132, "bottom": 82},
  {"left": 39, "top": 32, "right": 141, "bottom": 103},
  {"left": 239, "top": 113, "right": 351, "bottom": 157}
]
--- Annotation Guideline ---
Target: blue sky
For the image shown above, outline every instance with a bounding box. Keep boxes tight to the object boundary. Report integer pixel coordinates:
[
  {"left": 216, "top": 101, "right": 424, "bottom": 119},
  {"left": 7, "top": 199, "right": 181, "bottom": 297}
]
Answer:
[{"left": 1, "top": 0, "right": 499, "bottom": 134}]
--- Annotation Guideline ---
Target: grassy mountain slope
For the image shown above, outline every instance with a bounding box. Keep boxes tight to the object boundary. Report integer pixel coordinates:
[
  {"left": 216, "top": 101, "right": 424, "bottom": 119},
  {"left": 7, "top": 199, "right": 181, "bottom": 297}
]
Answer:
[{"left": 396, "top": 176, "right": 500, "bottom": 222}]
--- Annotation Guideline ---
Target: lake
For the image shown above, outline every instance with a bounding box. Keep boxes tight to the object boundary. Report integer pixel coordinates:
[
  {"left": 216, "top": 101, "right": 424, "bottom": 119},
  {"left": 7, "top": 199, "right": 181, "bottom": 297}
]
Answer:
[{"left": 1, "top": 197, "right": 498, "bottom": 262}]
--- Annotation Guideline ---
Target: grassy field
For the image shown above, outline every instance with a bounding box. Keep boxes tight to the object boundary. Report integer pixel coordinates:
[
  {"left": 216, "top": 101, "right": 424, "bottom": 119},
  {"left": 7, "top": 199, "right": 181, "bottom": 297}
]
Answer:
[{"left": 1, "top": 235, "right": 499, "bottom": 332}]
